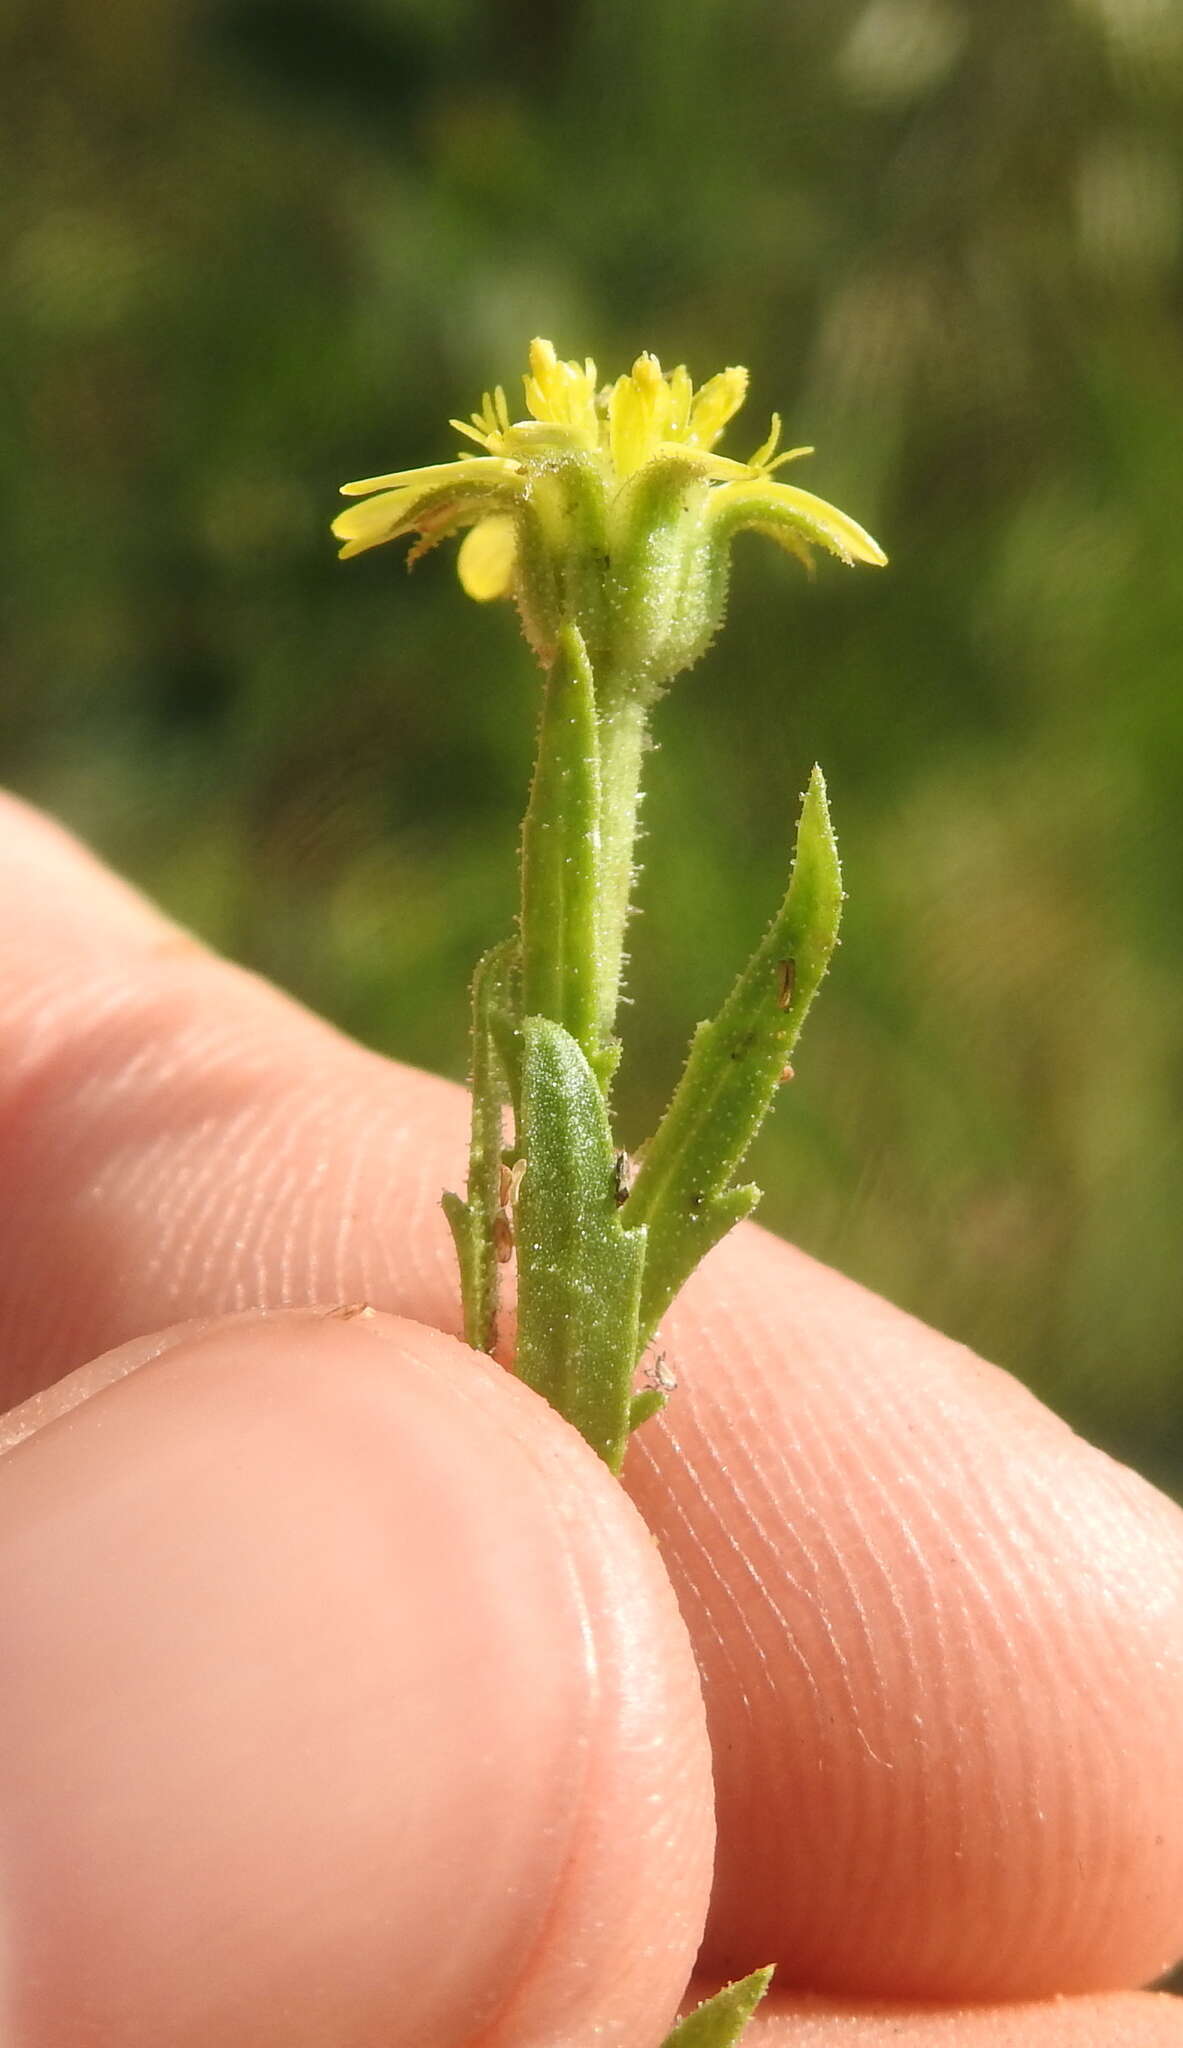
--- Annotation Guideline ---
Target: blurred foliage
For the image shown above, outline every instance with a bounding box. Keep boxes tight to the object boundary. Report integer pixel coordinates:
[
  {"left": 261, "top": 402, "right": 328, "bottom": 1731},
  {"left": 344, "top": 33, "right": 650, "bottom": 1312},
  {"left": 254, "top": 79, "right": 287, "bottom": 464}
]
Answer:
[{"left": 2, "top": 0, "right": 1182, "bottom": 1492}]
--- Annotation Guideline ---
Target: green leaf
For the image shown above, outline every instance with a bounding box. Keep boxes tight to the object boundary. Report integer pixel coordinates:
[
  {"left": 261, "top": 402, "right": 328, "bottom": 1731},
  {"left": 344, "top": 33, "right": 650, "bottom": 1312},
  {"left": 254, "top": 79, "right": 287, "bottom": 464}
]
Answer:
[
  {"left": 659, "top": 1967, "right": 774, "bottom": 2048},
  {"left": 442, "top": 939, "right": 519, "bottom": 1354},
  {"left": 625, "top": 766, "right": 842, "bottom": 1350},
  {"left": 627, "top": 1386, "right": 667, "bottom": 1432},
  {"left": 512, "top": 1014, "right": 647, "bottom": 1470}
]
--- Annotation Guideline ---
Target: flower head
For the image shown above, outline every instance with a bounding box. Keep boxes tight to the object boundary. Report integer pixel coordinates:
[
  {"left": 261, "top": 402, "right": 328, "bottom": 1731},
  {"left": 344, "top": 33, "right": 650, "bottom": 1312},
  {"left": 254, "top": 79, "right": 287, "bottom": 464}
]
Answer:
[{"left": 333, "top": 338, "right": 885, "bottom": 690}]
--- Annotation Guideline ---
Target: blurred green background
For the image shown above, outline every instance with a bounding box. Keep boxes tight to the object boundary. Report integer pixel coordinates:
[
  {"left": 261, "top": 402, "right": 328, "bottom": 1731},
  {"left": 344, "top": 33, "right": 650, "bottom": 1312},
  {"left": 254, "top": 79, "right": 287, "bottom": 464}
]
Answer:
[{"left": 3, "top": 0, "right": 1181, "bottom": 1494}]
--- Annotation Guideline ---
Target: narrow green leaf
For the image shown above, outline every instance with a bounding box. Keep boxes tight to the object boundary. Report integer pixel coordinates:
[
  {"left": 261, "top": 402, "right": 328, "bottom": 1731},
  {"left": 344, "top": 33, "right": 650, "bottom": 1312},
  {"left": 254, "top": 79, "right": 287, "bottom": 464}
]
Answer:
[
  {"left": 442, "top": 939, "right": 518, "bottom": 1353},
  {"left": 513, "top": 1015, "right": 647, "bottom": 1470},
  {"left": 659, "top": 1967, "right": 774, "bottom": 2048},
  {"left": 627, "top": 1386, "right": 666, "bottom": 1432},
  {"left": 440, "top": 1190, "right": 481, "bottom": 1342},
  {"left": 626, "top": 767, "right": 842, "bottom": 1351}
]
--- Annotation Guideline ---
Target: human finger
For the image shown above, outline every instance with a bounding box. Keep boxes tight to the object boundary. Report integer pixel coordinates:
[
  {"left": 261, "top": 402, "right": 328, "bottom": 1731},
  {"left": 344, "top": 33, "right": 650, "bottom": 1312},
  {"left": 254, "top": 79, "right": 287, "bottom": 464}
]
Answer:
[
  {"left": 625, "top": 1225, "right": 1183, "bottom": 2001},
  {"left": 0, "top": 792, "right": 468, "bottom": 1409},
  {"left": 730, "top": 1986, "right": 1183, "bottom": 2043},
  {"left": 0, "top": 1309, "right": 714, "bottom": 2047},
  {"left": 1, "top": 793, "right": 1181, "bottom": 2007}
]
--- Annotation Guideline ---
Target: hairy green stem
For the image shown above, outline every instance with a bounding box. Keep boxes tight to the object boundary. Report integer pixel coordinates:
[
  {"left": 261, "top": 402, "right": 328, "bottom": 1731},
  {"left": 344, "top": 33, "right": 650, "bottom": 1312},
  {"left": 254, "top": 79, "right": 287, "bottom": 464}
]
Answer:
[
  {"left": 442, "top": 939, "right": 518, "bottom": 1353},
  {"left": 593, "top": 687, "right": 649, "bottom": 1048},
  {"left": 518, "top": 623, "right": 603, "bottom": 1070}
]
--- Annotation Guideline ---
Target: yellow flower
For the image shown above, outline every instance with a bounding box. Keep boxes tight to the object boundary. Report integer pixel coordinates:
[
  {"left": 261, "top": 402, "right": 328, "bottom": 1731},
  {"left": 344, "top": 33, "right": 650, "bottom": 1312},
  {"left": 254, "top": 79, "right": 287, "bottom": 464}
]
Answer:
[{"left": 333, "top": 338, "right": 885, "bottom": 686}]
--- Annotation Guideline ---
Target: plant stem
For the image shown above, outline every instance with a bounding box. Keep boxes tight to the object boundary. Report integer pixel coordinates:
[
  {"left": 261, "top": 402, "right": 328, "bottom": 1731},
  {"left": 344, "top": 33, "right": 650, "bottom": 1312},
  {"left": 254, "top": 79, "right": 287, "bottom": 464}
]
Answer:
[
  {"left": 593, "top": 686, "right": 649, "bottom": 1047},
  {"left": 442, "top": 939, "right": 518, "bottom": 1353},
  {"left": 518, "top": 623, "right": 603, "bottom": 1071}
]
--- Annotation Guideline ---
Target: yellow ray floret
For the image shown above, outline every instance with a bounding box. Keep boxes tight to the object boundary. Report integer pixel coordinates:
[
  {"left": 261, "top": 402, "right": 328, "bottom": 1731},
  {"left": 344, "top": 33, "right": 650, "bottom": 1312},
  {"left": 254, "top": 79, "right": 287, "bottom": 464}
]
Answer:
[
  {"left": 522, "top": 338, "right": 601, "bottom": 449},
  {"left": 336, "top": 455, "right": 521, "bottom": 502},
  {"left": 332, "top": 457, "right": 523, "bottom": 561},
  {"left": 710, "top": 479, "right": 888, "bottom": 568},
  {"left": 457, "top": 513, "right": 518, "bottom": 601},
  {"left": 333, "top": 337, "right": 886, "bottom": 581}
]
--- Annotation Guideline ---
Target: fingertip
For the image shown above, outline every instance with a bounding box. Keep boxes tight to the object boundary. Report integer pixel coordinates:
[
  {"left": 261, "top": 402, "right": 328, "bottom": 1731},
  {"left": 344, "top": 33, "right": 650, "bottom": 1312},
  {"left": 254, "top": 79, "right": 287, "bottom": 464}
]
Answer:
[{"left": 0, "top": 1310, "right": 713, "bottom": 2046}]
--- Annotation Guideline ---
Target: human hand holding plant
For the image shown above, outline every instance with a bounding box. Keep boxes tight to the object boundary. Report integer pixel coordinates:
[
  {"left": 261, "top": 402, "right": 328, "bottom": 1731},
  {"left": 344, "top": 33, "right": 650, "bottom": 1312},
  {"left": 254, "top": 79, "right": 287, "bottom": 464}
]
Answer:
[
  {"left": 335, "top": 337, "right": 893, "bottom": 2036},
  {"left": 327, "top": 336, "right": 1183, "bottom": 2042},
  {"left": 0, "top": 796, "right": 1181, "bottom": 2041},
  {"left": 1, "top": 340, "right": 1181, "bottom": 2045}
]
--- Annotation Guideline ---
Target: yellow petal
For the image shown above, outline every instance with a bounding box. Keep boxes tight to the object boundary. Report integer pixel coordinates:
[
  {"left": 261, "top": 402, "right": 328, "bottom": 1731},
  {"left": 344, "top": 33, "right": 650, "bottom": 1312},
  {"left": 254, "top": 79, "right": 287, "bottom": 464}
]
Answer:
[
  {"left": 654, "top": 445, "right": 751, "bottom": 479},
  {"left": 748, "top": 412, "right": 783, "bottom": 471},
  {"left": 775, "top": 484, "right": 886, "bottom": 565},
  {"left": 667, "top": 364, "right": 693, "bottom": 437},
  {"left": 687, "top": 366, "right": 748, "bottom": 448},
  {"left": 713, "top": 479, "right": 887, "bottom": 567},
  {"left": 522, "top": 338, "right": 600, "bottom": 447},
  {"left": 610, "top": 355, "right": 672, "bottom": 479},
  {"left": 339, "top": 457, "right": 519, "bottom": 498},
  {"left": 457, "top": 515, "right": 518, "bottom": 601},
  {"left": 449, "top": 418, "right": 495, "bottom": 450},
  {"left": 331, "top": 487, "right": 420, "bottom": 556}
]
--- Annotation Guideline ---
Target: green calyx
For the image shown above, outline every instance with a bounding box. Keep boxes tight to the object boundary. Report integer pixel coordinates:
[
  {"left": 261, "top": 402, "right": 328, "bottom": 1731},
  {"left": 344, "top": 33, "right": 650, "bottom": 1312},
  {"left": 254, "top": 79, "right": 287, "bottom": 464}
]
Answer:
[{"left": 508, "top": 448, "right": 729, "bottom": 695}]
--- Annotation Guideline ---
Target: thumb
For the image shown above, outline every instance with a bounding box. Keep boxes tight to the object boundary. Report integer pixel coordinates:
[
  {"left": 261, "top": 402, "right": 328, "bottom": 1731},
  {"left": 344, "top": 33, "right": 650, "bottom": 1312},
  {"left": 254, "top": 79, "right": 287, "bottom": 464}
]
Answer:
[{"left": 0, "top": 1310, "right": 714, "bottom": 2047}]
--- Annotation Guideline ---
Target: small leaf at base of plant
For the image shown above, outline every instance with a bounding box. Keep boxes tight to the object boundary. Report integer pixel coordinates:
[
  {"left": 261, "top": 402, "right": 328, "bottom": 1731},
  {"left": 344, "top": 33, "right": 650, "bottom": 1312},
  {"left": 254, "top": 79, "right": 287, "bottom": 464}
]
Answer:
[{"left": 658, "top": 1966, "right": 775, "bottom": 2047}]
